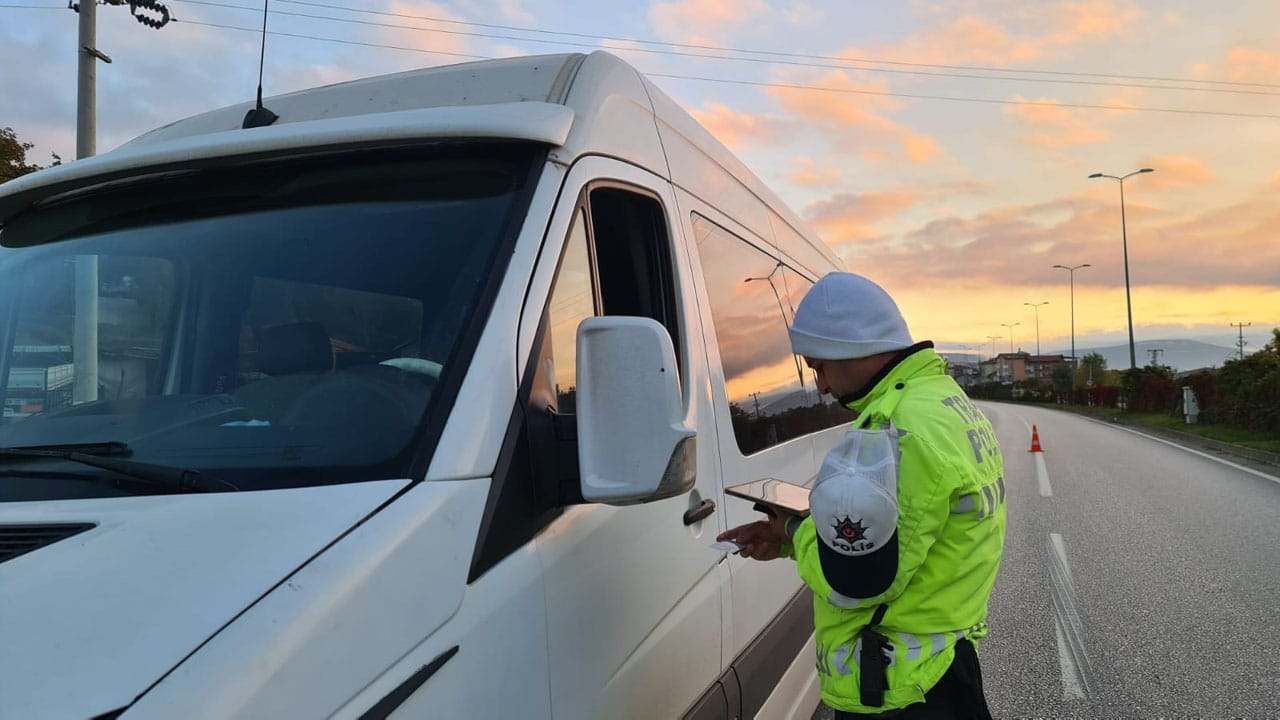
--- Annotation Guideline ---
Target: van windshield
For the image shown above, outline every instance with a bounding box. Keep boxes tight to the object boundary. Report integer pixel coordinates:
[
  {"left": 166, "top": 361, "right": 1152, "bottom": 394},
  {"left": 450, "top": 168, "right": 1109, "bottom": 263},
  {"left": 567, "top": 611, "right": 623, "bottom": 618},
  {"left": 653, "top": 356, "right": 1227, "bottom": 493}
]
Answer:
[{"left": 0, "top": 145, "right": 536, "bottom": 500}]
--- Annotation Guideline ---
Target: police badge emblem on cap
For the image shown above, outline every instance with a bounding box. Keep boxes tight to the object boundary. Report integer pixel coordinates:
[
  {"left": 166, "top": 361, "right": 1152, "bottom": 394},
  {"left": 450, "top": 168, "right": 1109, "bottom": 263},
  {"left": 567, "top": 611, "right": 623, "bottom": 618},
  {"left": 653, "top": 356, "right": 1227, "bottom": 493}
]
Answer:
[{"left": 809, "top": 425, "right": 902, "bottom": 598}]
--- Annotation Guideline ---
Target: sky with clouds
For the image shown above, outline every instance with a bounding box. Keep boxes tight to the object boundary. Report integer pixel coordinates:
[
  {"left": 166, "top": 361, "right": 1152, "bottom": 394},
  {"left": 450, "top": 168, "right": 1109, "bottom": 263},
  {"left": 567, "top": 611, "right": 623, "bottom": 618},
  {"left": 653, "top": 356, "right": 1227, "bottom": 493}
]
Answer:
[{"left": 3, "top": 0, "right": 1278, "bottom": 360}]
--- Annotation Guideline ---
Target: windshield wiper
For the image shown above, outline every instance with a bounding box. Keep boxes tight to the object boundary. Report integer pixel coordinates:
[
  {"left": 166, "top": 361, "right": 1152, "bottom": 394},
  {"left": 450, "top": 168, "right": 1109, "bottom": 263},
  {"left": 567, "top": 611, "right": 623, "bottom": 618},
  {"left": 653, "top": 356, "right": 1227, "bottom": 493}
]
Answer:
[{"left": 0, "top": 441, "right": 238, "bottom": 493}]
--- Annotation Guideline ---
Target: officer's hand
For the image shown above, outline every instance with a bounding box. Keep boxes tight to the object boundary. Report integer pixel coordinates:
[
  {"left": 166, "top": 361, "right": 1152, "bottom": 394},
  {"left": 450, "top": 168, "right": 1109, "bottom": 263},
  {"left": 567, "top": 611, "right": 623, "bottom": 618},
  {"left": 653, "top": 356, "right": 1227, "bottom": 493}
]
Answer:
[{"left": 718, "top": 518, "right": 788, "bottom": 561}]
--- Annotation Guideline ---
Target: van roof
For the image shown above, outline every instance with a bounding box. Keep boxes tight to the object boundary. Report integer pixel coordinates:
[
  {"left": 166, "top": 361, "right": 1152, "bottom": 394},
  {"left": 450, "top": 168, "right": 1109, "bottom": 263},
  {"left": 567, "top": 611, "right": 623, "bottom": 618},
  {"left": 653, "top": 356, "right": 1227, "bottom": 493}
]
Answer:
[{"left": 0, "top": 52, "right": 839, "bottom": 269}]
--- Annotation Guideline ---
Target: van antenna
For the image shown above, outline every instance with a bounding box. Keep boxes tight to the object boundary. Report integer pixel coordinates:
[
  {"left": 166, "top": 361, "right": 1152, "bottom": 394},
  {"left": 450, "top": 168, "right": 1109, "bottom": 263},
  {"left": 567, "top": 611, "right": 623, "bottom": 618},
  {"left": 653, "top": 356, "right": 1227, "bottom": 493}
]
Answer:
[{"left": 241, "top": 0, "right": 279, "bottom": 129}]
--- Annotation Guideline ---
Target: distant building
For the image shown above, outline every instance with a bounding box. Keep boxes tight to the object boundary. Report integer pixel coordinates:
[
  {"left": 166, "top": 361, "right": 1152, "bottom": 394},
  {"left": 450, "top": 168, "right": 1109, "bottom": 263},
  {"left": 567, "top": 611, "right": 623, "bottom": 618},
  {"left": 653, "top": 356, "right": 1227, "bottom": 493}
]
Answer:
[
  {"left": 1026, "top": 353, "right": 1068, "bottom": 381},
  {"left": 984, "top": 351, "right": 1068, "bottom": 384},
  {"left": 945, "top": 361, "right": 980, "bottom": 387}
]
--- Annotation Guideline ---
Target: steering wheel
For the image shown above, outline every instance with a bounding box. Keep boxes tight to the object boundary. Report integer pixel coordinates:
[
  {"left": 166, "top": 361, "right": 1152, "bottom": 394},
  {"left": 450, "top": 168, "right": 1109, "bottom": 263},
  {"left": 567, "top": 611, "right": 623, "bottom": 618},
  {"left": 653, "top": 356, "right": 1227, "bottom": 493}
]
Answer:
[{"left": 280, "top": 367, "right": 431, "bottom": 427}]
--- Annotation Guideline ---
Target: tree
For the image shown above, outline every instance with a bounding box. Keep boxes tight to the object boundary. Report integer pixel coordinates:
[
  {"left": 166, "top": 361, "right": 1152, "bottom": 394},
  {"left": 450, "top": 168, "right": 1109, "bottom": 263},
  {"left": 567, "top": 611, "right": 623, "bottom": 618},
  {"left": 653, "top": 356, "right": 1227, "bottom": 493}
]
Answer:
[
  {"left": 1122, "top": 364, "right": 1176, "bottom": 413},
  {"left": 1, "top": 127, "right": 59, "bottom": 184},
  {"left": 1051, "top": 363, "right": 1074, "bottom": 395},
  {"left": 1217, "top": 327, "right": 1280, "bottom": 432},
  {"left": 1077, "top": 352, "right": 1107, "bottom": 387}
]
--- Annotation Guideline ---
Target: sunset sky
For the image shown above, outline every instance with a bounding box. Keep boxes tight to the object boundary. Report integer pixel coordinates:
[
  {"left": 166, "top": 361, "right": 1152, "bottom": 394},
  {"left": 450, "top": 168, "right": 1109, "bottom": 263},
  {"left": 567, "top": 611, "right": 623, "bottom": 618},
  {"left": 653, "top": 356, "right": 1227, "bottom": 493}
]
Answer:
[{"left": 4, "top": 0, "right": 1278, "bottom": 362}]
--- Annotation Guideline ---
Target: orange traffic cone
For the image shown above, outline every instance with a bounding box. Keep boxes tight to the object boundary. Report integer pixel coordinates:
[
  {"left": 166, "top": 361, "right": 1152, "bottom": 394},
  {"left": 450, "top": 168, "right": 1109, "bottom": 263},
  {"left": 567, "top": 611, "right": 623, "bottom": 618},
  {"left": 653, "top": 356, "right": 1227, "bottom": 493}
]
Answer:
[{"left": 1029, "top": 425, "right": 1043, "bottom": 453}]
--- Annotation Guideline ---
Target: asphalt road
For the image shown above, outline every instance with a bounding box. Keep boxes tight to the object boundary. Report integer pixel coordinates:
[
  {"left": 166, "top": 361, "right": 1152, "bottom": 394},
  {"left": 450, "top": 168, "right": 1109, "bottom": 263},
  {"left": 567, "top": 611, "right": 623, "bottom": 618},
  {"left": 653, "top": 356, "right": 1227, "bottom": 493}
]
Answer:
[{"left": 812, "top": 402, "right": 1280, "bottom": 718}]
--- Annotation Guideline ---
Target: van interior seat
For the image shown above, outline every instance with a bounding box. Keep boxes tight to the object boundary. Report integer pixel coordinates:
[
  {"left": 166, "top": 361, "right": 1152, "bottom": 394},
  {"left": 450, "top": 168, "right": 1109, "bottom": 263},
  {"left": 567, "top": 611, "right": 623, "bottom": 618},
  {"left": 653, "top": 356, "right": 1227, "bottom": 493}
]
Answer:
[
  {"left": 233, "top": 321, "right": 431, "bottom": 429},
  {"left": 255, "top": 321, "right": 334, "bottom": 375}
]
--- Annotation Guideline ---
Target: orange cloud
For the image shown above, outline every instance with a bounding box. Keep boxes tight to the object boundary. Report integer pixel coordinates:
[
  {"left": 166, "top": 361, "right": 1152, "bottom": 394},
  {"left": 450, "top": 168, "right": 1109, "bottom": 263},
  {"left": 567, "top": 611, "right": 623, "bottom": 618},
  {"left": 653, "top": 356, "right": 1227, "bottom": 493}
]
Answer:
[
  {"left": 1004, "top": 97, "right": 1109, "bottom": 147},
  {"left": 903, "top": 135, "right": 940, "bottom": 163},
  {"left": 789, "top": 157, "right": 844, "bottom": 188},
  {"left": 869, "top": 1, "right": 1145, "bottom": 67},
  {"left": 378, "top": 1, "right": 475, "bottom": 57},
  {"left": 649, "top": 0, "right": 767, "bottom": 44},
  {"left": 689, "top": 103, "right": 784, "bottom": 153},
  {"left": 1226, "top": 46, "right": 1280, "bottom": 81},
  {"left": 835, "top": 177, "right": 1280, "bottom": 297},
  {"left": 767, "top": 72, "right": 939, "bottom": 165},
  {"left": 1045, "top": 0, "right": 1146, "bottom": 46},
  {"left": 1135, "top": 155, "right": 1215, "bottom": 189},
  {"left": 804, "top": 189, "right": 923, "bottom": 244}
]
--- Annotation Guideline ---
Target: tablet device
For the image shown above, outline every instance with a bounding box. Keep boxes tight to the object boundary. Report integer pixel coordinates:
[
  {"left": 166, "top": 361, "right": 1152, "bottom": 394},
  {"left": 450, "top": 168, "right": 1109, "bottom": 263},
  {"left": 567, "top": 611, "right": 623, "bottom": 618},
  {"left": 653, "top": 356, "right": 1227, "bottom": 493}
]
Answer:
[{"left": 725, "top": 478, "right": 811, "bottom": 517}]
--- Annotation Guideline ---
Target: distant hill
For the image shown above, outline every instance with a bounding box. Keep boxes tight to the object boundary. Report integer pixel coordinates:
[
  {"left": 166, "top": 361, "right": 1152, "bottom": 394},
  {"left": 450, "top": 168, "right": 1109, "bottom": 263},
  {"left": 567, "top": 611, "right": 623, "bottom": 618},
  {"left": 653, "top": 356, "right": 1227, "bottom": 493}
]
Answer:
[
  {"left": 942, "top": 339, "right": 1239, "bottom": 372},
  {"left": 1054, "top": 339, "right": 1238, "bottom": 372}
]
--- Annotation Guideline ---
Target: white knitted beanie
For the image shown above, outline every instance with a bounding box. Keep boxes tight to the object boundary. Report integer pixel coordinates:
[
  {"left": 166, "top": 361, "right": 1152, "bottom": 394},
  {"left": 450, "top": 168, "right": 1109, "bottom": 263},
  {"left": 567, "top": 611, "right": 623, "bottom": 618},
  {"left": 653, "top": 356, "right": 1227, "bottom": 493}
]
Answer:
[{"left": 788, "top": 272, "right": 913, "bottom": 360}]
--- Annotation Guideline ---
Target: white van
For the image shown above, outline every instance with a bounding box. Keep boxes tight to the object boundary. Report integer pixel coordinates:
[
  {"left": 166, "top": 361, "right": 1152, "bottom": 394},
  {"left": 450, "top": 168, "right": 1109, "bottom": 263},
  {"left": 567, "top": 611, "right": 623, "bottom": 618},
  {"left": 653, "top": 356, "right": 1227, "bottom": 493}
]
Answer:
[{"left": 0, "top": 51, "right": 854, "bottom": 719}]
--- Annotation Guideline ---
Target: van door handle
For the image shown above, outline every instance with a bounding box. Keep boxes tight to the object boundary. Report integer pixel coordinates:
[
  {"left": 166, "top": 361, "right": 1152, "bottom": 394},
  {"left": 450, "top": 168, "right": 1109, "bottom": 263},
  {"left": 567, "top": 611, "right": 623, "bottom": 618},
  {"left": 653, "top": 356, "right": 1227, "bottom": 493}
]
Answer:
[{"left": 683, "top": 499, "right": 716, "bottom": 525}]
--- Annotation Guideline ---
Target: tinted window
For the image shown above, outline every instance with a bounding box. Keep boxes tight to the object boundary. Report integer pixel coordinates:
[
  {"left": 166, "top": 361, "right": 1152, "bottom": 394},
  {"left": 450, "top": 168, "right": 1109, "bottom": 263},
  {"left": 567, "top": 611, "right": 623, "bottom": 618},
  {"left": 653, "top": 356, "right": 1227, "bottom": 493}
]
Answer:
[
  {"left": 694, "top": 214, "right": 853, "bottom": 454},
  {"left": 539, "top": 209, "right": 596, "bottom": 413},
  {"left": 0, "top": 147, "right": 536, "bottom": 498}
]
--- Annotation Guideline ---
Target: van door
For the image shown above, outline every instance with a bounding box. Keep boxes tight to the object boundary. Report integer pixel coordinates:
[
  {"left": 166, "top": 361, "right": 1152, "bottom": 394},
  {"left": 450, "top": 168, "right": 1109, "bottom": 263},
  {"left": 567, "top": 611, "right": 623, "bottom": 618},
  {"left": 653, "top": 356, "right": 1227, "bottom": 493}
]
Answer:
[
  {"left": 527, "top": 157, "right": 727, "bottom": 719},
  {"left": 679, "top": 196, "right": 857, "bottom": 714}
]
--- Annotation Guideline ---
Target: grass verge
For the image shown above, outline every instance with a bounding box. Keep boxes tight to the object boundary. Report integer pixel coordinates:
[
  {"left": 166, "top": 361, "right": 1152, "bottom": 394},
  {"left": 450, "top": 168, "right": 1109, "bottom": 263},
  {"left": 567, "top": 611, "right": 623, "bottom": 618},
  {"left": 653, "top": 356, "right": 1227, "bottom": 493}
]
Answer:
[{"left": 1061, "top": 405, "right": 1280, "bottom": 455}]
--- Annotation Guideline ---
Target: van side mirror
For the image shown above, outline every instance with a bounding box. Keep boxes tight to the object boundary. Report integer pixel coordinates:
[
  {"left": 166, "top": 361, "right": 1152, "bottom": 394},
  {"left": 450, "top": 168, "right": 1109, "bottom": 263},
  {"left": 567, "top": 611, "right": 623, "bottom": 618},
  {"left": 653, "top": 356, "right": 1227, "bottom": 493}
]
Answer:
[{"left": 575, "top": 317, "right": 696, "bottom": 504}]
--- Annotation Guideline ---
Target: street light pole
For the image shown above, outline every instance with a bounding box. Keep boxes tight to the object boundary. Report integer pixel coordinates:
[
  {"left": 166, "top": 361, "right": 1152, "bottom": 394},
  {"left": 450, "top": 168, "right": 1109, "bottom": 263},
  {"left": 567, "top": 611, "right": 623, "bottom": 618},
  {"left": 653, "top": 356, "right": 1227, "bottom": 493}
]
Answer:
[
  {"left": 1053, "top": 263, "right": 1091, "bottom": 392},
  {"left": 1023, "top": 301, "right": 1049, "bottom": 355},
  {"left": 1000, "top": 322, "right": 1020, "bottom": 353},
  {"left": 986, "top": 335, "right": 1002, "bottom": 359},
  {"left": 1089, "top": 168, "right": 1153, "bottom": 370},
  {"left": 745, "top": 263, "right": 805, "bottom": 392}
]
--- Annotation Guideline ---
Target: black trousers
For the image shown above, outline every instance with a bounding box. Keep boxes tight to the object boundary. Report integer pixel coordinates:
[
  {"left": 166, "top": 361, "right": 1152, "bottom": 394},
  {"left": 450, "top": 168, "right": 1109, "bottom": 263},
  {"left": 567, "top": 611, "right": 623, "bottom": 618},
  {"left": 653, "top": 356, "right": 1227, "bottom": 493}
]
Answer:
[{"left": 831, "top": 640, "right": 993, "bottom": 720}]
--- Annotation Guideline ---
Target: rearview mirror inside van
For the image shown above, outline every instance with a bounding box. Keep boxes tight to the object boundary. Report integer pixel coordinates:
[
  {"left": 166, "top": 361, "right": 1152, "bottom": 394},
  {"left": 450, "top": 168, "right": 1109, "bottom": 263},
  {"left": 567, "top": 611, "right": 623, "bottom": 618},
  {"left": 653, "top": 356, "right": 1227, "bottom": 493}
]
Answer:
[{"left": 575, "top": 317, "right": 696, "bottom": 504}]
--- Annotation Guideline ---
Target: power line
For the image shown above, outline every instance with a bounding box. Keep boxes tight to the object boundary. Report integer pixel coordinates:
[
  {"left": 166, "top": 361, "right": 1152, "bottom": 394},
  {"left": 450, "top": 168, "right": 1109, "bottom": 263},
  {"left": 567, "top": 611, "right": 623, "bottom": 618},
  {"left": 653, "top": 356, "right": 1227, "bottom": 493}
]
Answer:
[
  {"left": 0, "top": 3, "right": 63, "bottom": 7},
  {"left": 178, "top": 18, "right": 1280, "bottom": 120},
  {"left": 168, "top": 0, "right": 1280, "bottom": 97},
  {"left": 269, "top": 0, "right": 1280, "bottom": 91},
  {"left": 647, "top": 73, "right": 1280, "bottom": 120},
  {"left": 16, "top": 0, "right": 1280, "bottom": 95},
  {"left": 180, "top": 19, "right": 489, "bottom": 60}
]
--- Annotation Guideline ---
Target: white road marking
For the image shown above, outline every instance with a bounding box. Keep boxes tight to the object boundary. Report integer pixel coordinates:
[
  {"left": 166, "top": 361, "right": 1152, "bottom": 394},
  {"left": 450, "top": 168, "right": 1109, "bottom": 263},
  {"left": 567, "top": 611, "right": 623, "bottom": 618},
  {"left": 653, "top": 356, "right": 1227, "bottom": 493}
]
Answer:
[
  {"left": 1050, "top": 533, "right": 1073, "bottom": 590},
  {"left": 1047, "top": 533, "right": 1093, "bottom": 700},
  {"left": 1013, "top": 414, "right": 1052, "bottom": 496},
  {"left": 1054, "top": 616, "right": 1087, "bottom": 701},
  {"left": 1036, "top": 452, "right": 1052, "bottom": 497},
  {"left": 1089, "top": 418, "right": 1280, "bottom": 485}
]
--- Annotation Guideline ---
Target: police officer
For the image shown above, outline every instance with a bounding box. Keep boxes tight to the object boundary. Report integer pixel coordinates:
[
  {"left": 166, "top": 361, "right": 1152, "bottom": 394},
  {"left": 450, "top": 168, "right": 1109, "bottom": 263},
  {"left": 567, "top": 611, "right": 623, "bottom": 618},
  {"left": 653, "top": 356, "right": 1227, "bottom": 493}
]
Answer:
[{"left": 719, "top": 272, "right": 1006, "bottom": 719}]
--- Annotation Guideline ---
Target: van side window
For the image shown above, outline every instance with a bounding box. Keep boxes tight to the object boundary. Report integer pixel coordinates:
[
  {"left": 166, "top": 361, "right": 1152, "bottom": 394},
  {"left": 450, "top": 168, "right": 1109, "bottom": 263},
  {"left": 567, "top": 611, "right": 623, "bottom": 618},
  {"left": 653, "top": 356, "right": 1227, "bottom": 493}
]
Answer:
[
  {"left": 530, "top": 187, "right": 679, "bottom": 413},
  {"left": 693, "top": 213, "right": 854, "bottom": 455},
  {"left": 589, "top": 187, "right": 680, "bottom": 369},
  {"left": 472, "top": 185, "right": 680, "bottom": 582},
  {"left": 533, "top": 209, "right": 596, "bottom": 414}
]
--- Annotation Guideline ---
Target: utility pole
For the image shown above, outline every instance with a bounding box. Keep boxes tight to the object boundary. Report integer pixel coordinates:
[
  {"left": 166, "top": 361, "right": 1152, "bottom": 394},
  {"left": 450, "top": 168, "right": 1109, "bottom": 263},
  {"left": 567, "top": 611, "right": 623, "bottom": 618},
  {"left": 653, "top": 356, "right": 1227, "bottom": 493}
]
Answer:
[
  {"left": 70, "top": 1, "right": 170, "bottom": 405},
  {"left": 76, "top": 0, "right": 171, "bottom": 158},
  {"left": 1231, "top": 322, "right": 1251, "bottom": 360},
  {"left": 74, "top": 0, "right": 107, "bottom": 404},
  {"left": 77, "top": 0, "right": 102, "bottom": 159},
  {"left": 750, "top": 391, "right": 762, "bottom": 420}
]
